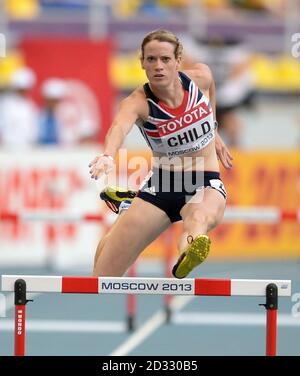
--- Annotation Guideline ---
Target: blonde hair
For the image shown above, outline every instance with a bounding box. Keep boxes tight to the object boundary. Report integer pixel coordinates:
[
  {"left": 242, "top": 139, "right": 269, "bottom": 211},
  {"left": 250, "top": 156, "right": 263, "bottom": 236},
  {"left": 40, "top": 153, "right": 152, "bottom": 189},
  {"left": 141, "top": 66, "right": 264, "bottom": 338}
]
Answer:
[{"left": 141, "top": 29, "right": 183, "bottom": 59}]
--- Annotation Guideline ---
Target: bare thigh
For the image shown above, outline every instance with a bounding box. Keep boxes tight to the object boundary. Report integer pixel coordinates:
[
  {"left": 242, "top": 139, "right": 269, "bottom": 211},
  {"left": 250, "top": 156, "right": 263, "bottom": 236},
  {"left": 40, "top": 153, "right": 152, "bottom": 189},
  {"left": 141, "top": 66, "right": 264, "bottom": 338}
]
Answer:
[{"left": 93, "top": 197, "right": 171, "bottom": 276}]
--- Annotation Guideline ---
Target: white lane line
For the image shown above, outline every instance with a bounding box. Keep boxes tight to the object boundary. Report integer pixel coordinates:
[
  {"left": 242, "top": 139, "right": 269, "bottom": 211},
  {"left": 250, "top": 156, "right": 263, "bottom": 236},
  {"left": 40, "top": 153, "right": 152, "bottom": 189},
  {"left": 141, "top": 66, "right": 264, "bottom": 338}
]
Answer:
[
  {"left": 110, "top": 295, "right": 194, "bottom": 356},
  {"left": 0, "top": 319, "right": 126, "bottom": 333},
  {"left": 110, "top": 311, "right": 166, "bottom": 355},
  {"left": 172, "top": 312, "right": 300, "bottom": 326}
]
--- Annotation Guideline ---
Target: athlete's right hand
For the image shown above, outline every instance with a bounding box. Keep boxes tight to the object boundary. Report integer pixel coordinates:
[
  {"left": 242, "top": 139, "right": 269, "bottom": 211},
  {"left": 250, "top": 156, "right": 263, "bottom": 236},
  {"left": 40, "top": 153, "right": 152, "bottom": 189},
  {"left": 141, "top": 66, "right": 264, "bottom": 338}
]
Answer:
[{"left": 89, "top": 154, "right": 115, "bottom": 180}]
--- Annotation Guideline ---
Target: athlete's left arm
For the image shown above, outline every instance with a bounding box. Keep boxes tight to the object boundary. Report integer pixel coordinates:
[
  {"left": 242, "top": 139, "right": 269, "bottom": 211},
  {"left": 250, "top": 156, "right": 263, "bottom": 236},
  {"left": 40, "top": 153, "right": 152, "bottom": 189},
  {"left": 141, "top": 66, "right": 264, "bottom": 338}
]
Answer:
[
  {"left": 215, "top": 131, "right": 233, "bottom": 169},
  {"left": 192, "top": 64, "right": 233, "bottom": 169}
]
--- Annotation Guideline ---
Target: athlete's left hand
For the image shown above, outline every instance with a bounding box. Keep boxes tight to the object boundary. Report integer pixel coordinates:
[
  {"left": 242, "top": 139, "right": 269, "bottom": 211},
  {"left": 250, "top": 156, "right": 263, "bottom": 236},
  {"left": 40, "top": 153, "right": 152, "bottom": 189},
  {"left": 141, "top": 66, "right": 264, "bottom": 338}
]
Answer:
[{"left": 215, "top": 132, "right": 233, "bottom": 169}]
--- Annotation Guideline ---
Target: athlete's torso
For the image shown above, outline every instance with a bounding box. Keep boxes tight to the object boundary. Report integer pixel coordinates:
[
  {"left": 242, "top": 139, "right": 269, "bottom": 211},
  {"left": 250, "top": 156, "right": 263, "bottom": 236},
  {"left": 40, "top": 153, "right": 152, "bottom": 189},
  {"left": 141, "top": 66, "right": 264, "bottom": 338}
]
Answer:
[{"left": 136, "top": 71, "right": 216, "bottom": 169}]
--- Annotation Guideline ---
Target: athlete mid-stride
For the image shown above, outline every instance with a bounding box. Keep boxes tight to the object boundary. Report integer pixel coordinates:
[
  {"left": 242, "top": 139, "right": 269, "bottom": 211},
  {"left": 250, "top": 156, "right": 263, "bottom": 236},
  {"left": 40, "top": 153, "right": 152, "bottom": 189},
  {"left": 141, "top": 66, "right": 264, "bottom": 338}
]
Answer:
[{"left": 89, "top": 29, "right": 233, "bottom": 278}]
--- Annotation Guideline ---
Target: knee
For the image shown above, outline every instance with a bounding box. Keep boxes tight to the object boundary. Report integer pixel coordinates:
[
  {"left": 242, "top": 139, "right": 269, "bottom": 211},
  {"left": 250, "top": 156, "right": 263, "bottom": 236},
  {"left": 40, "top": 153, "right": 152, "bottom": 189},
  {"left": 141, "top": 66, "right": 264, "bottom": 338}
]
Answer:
[
  {"left": 189, "top": 209, "right": 209, "bottom": 224},
  {"left": 187, "top": 209, "right": 217, "bottom": 229}
]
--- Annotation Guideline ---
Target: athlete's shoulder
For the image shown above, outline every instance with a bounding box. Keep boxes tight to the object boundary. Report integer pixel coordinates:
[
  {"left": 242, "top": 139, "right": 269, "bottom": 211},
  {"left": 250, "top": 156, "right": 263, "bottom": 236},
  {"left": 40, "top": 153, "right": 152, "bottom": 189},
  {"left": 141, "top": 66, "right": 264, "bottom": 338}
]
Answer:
[
  {"left": 120, "top": 86, "right": 148, "bottom": 119},
  {"left": 182, "top": 63, "right": 213, "bottom": 91},
  {"left": 126, "top": 85, "right": 147, "bottom": 101}
]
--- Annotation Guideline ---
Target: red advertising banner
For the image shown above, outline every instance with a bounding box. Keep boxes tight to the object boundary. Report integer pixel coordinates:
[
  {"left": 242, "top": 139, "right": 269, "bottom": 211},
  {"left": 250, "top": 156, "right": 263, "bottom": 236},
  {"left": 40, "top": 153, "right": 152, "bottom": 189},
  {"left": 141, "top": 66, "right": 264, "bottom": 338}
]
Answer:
[{"left": 20, "top": 38, "right": 115, "bottom": 143}]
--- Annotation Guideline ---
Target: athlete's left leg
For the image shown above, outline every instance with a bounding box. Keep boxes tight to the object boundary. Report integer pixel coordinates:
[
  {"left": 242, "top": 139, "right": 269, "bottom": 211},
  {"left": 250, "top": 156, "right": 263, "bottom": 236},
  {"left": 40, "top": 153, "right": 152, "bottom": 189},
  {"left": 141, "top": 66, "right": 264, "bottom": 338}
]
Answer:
[{"left": 172, "top": 188, "right": 226, "bottom": 278}]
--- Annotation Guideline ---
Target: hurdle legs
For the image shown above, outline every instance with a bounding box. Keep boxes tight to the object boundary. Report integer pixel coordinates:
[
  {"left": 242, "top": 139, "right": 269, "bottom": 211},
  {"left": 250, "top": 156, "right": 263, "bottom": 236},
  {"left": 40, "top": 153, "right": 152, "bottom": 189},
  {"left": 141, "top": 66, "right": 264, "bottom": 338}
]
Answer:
[
  {"left": 14, "top": 279, "right": 27, "bottom": 356},
  {"left": 127, "top": 264, "right": 137, "bottom": 331},
  {"left": 260, "top": 283, "right": 278, "bottom": 356}
]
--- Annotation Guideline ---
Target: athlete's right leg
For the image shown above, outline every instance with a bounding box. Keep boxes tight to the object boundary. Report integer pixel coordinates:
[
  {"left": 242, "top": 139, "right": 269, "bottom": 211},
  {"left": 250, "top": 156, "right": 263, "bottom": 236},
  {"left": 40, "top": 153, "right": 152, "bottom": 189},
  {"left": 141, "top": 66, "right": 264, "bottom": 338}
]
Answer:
[
  {"left": 93, "top": 187, "right": 137, "bottom": 269},
  {"left": 93, "top": 197, "right": 171, "bottom": 277}
]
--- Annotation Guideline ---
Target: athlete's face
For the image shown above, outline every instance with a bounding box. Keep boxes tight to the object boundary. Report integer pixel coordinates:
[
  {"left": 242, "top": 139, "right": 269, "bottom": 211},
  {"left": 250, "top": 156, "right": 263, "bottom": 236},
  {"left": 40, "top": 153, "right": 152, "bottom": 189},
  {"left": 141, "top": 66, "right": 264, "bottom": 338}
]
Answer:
[{"left": 141, "top": 40, "right": 181, "bottom": 87}]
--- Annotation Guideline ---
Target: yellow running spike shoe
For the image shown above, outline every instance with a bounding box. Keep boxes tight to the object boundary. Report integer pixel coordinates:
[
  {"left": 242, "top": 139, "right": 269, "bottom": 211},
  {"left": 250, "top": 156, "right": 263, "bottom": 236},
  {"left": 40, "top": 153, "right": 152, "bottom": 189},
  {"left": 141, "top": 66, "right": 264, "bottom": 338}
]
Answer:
[
  {"left": 172, "top": 235, "right": 211, "bottom": 279},
  {"left": 100, "top": 186, "right": 136, "bottom": 214}
]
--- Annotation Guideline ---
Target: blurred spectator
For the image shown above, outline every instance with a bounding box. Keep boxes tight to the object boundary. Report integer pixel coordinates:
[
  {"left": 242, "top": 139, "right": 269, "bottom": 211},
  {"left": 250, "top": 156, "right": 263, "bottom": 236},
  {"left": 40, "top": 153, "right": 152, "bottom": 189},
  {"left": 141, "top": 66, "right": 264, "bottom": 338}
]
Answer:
[
  {"left": 139, "top": 0, "right": 166, "bottom": 17},
  {"left": 182, "top": 34, "right": 256, "bottom": 147},
  {"left": 112, "top": 0, "right": 175, "bottom": 18},
  {"left": 112, "top": 0, "right": 141, "bottom": 18},
  {"left": 230, "top": 0, "right": 287, "bottom": 14},
  {"left": 157, "top": 0, "right": 189, "bottom": 8},
  {"left": 39, "top": 78, "right": 99, "bottom": 146},
  {"left": 38, "top": 78, "right": 66, "bottom": 144},
  {"left": 0, "top": 67, "right": 39, "bottom": 148},
  {"left": 4, "top": 0, "right": 39, "bottom": 19},
  {"left": 40, "top": 0, "right": 87, "bottom": 8},
  {"left": 203, "top": 0, "right": 288, "bottom": 16}
]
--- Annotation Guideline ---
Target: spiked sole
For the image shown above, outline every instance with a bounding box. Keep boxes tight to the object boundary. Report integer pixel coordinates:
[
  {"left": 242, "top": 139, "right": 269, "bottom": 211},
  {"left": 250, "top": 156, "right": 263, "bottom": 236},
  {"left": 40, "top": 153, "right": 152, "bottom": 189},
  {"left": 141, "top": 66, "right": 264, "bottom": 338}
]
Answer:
[{"left": 172, "top": 235, "right": 211, "bottom": 279}]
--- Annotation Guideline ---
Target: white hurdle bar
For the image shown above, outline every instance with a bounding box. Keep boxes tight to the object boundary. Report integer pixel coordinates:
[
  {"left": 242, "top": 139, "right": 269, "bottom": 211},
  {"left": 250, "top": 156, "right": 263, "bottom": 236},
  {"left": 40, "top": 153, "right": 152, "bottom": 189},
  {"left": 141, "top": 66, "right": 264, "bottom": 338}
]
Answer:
[
  {"left": 0, "top": 207, "right": 300, "bottom": 223},
  {"left": 1, "top": 275, "right": 291, "bottom": 356}
]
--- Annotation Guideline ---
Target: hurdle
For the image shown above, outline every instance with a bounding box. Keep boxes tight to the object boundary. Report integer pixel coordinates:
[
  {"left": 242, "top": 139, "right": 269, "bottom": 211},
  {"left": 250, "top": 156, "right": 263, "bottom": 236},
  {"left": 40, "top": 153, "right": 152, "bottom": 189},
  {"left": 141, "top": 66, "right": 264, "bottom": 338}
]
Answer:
[
  {"left": 1, "top": 206, "right": 300, "bottom": 223},
  {"left": 1, "top": 275, "right": 291, "bottom": 356},
  {"left": 0, "top": 210, "right": 138, "bottom": 332}
]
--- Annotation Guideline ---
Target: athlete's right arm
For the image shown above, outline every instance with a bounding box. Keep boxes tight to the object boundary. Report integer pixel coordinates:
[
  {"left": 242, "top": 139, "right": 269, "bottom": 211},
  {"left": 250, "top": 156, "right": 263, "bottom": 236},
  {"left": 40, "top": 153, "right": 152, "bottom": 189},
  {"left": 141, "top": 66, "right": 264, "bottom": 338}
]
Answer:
[{"left": 89, "top": 91, "right": 146, "bottom": 179}]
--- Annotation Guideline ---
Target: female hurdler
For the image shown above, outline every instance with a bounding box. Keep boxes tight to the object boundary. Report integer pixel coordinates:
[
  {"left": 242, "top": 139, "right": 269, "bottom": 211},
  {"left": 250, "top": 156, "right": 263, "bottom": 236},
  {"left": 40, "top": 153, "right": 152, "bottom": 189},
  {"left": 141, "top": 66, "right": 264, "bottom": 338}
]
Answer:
[{"left": 89, "top": 29, "right": 233, "bottom": 278}]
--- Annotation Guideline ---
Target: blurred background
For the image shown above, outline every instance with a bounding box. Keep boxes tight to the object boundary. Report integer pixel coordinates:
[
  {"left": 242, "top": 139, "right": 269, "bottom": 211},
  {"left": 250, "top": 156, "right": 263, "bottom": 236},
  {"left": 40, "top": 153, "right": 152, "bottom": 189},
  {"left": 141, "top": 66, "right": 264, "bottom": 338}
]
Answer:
[
  {"left": 0, "top": 0, "right": 299, "bottom": 269},
  {"left": 0, "top": 0, "right": 300, "bottom": 357}
]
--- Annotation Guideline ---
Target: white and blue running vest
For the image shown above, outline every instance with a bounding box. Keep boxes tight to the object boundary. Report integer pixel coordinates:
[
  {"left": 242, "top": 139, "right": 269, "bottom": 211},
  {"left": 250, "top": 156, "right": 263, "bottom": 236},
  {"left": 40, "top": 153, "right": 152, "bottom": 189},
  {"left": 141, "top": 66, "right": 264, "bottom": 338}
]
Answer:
[{"left": 136, "top": 71, "right": 215, "bottom": 157}]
